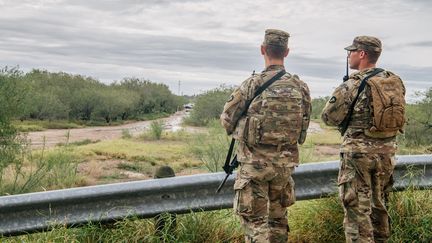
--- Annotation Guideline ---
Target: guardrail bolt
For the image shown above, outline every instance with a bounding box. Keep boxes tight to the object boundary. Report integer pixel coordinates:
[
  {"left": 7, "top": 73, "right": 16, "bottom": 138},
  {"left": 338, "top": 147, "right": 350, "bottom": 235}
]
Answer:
[{"left": 154, "top": 166, "right": 176, "bottom": 238}]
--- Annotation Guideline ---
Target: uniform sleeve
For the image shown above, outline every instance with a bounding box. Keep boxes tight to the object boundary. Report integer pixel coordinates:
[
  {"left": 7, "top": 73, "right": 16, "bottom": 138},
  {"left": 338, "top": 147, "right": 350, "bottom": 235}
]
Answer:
[
  {"left": 298, "top": 82, "right": 311, "bottom": 144},
  {"left": 321, "top": 77, "right": 359, "bottom": 127},
  {"left": 220, "top": 77, "right": 255, "bottom": 135}
]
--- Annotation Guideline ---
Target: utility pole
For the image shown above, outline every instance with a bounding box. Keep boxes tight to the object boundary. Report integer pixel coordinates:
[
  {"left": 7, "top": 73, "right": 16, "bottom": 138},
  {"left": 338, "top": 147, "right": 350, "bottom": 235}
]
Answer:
[{"left": 178, "top": 80, "right": 181, "bottom": 96}]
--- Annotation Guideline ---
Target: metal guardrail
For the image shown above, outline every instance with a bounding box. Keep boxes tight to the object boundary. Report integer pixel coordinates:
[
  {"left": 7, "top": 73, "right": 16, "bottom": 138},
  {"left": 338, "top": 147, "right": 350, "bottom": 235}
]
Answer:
[{"left": 0, "top": 154, "right": 431, "bottom": 236}]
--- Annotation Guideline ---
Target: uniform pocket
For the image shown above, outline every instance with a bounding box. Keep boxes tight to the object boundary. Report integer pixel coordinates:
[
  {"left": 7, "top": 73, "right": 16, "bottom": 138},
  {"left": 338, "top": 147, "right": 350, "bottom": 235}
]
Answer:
[
  {"left": 281, "top": 176, "right": 296, "bottom": 207},
  {"left": 338, "top": 154, "right": 358, "bottom": 207},
  {"left": 233, "top": 178, "right": 252, "bottom": 215},
  {"left": 339, "top": 178, "right": 358, "bottom": 207},
  {"left": 246, "top": 116, "right": 260, "bottom": 145}
]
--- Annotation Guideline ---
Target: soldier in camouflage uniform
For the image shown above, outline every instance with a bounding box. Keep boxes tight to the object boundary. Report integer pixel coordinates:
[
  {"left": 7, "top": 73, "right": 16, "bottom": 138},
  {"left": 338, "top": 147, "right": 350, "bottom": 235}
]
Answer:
[
  {"left": 322, "top": 36, "right": 406, "bottom": 243},
  {"left": 220, "top": 29, "right": 311, "bottom": 243}
]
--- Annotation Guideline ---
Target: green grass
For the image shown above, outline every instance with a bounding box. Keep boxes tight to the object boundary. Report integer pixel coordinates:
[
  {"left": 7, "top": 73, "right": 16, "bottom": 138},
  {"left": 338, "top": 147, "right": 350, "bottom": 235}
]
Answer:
[
  {"left": 3, "top": 210, "right": 244, "bottom": 243},
  {"left": 139, "top": 129, "right": 193, "bottom": 142},
  {"left": 12, "top": 114, "right": 170, "bottom": 133},
  {"left": 288, "top": 197, "right": 345, "bottom": 243},
  {"left": 117, "top": 161, "right": 154, "bottom": 174},
  {"left": 304, "top": 128, "right": 342, "bottom": 146},
  {"left": 13, "top": 120, "right": 83, "bottom": 132},
  {"left": 99, "top": 173, "right": 127, "bottom": 181},
  {"left": 57, "top": 139, "right": 100, "bottom": 147},
  {"left": 75, "top": 139, "right": 203, "bottom": 174},
  {"left": 136, "top": 112, "right": 170, "bottom": 121}
]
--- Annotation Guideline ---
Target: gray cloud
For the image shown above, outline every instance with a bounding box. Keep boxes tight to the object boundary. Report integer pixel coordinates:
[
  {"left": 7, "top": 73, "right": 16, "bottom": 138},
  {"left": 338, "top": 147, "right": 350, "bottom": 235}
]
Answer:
[
  {"left": 0, "top": 0, "right": 431, "bottom": 95},
  {"left": 406, "top": 41, "right": 432, "bottom": 47},
  {"left": 386, "top": 65, "right": 432, "bottom": 83}
]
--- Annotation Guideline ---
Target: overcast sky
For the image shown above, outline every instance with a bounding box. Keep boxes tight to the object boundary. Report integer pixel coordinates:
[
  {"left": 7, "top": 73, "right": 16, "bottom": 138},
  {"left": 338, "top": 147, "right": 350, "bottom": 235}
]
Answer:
[{"left": 0, "top": 0, "right": 431, "bottom": 99}]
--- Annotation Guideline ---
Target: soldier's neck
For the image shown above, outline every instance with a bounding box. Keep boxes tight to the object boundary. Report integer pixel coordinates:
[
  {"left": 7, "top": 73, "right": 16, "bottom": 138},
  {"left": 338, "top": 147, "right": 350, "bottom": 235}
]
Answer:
[
  {"left": 359, "top": 62, "right": 376, "bottom": 71},
  {"left": 265, "top": 58, "right": 285, "bottom": 68}
]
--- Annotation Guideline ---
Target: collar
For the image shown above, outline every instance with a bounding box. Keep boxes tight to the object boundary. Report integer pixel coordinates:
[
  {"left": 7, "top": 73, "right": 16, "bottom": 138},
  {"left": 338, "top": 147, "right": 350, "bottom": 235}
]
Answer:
[
  {"left": 263, "top": 64, "right": 285, "bottom": 72},
  {"left": 350, "top": 67, "right": 379, "bottom": 79}
]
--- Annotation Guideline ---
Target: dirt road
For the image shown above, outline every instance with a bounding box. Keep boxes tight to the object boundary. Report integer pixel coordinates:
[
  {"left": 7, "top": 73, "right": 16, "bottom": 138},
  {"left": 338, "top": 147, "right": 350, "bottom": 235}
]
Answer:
[
  {"left": 26, "top": 111, "right": 198, "bottom": 148},
  {"left": 26, "top": 112, "right": 322, "bottom": 148}
]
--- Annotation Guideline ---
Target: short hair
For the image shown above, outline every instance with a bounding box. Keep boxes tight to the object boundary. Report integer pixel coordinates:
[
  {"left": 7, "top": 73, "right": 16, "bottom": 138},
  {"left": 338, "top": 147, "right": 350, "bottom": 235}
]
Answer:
[
  {"left": 364, "top": 49, "right": 381, "bottom": 64},
  {"left": 264, "top": 44, "right": 287, "bottom": 59}
]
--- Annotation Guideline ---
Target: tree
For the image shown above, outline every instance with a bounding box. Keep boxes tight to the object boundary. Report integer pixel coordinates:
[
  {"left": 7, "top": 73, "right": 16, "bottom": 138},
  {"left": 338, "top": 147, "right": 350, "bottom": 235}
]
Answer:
[
  {"left": 311, "top": 96, "right": 329, "bottom": 120},
  {"left": 186, "top": 87, "right": 233, "bottom": 126},
  {"left": 404, "top": 88, "right": 432, "bottom": 146},
  {"left": 0, "top": 67, "right": 27, "bottom": 178}
]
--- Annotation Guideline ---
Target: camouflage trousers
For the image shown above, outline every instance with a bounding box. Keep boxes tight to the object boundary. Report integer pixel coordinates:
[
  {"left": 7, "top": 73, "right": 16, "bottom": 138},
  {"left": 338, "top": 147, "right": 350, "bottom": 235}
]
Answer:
[
  {"left": 234, "top": 162, "right": 295, "bottom": 243},
  {"left": 338, "top": 153, "right": 395, "bottom": 243}
]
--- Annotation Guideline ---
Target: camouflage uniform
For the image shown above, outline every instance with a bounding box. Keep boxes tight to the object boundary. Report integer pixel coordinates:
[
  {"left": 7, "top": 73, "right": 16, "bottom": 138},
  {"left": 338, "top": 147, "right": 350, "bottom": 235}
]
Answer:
[
  {"left": 221, "top": 29, "right": 311, "bottom": 243},
  {"left": 322, "top": 36, "right": 406, "bottom": 243}
]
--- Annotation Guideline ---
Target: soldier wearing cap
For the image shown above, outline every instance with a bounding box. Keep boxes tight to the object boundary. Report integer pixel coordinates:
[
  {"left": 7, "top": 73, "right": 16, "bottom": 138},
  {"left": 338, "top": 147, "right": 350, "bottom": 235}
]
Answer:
[
  {"left": 220, "top": 29, "right": 311, "bottom": 242},
  {"left": 321, "top": 36, "right": 406, "bottom": 242}
]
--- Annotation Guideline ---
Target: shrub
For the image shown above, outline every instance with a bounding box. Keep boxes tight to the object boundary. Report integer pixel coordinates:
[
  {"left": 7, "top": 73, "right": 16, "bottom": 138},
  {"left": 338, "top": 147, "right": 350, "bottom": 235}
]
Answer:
[
  {"left": 401, "top": 88, "right": 432, "bottom": 147},
  {"left": 311, "top": 96, "right": 329, "bottom": 120},
  {"left": 149, "top": 120, "right": 164, "bottom": 140},
  {"left": 121, "top": 129, "right": 132, "bottom": 139},
  {"left": 0, "top": 148, "right": 81, "bottom": 195},
  {"left": 184, "top": 86, "right": 233, "bottom": 126}
]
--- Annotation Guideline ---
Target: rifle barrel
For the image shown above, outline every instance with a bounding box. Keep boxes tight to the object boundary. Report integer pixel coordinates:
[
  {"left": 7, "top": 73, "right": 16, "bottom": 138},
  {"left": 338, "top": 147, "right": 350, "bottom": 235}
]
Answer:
[{"left": 216, "top": 174, "right": 230, "bottom": 193}]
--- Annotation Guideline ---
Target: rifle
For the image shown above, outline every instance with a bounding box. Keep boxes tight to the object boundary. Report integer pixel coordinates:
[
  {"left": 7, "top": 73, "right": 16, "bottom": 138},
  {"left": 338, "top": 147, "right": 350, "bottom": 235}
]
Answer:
[
  {"left": 216, "top": 138, "right": 237, "bottom": 193},
  {"left": 216, "top": 155, "right": 238, "bottom": 193},
  {"left": 216, "top": 69, "right": 286, "bottom": 193}
]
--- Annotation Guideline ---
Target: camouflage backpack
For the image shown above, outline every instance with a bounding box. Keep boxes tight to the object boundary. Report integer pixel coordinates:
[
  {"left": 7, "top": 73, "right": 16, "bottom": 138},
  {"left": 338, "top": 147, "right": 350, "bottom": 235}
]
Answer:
[
  {"left": 244, "top": 74, "right": 304, "bottom": 146},
  {"left": 365, "top": 72, "right": 406, "bottom": 137},
  {"left": 321, "top": 69, "right": 383, "bottom": 134}
]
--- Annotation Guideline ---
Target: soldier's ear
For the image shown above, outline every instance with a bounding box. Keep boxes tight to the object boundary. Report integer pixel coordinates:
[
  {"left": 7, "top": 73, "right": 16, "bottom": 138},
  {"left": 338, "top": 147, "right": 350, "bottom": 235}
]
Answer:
[
  {"left": 261, "top": 45, "right": 266, "bottom": 56},
  {"left": 284, "top": 48, "right": 290, "bottom": 57},
  {"left": 359, "top": 50, "right": 366, "bottom": 59}
]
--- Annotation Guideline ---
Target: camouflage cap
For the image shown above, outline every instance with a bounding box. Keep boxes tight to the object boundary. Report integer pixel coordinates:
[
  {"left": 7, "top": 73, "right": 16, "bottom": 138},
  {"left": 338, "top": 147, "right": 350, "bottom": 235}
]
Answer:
[
  {"left": 344, "top": 36, "right": 382, "bottom": 52},
  {"left": 263, "top": 29, "right": 290, "bottom": 47}
]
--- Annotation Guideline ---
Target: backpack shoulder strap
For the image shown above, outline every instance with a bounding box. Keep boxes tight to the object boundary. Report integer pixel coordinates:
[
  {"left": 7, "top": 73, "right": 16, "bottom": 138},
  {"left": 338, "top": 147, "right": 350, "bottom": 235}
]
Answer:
[{"left": 241, "top": 69, "right": 286, "bottom": 117}]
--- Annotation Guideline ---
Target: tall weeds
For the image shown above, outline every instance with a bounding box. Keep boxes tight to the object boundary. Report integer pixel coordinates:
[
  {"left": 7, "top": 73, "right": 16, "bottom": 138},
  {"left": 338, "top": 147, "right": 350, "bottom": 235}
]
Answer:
[
  {"left": 188, "top": 120, "right": 230, "bottom": 172},
  {"left": 0, "top": 132, "right": 81, "bottom": 195}
]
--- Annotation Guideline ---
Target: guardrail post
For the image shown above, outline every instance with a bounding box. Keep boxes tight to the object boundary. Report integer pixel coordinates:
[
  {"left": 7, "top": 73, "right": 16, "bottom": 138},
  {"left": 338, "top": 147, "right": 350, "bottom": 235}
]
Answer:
[{"left": 154, "top": 166, "right": 177, "bottom": 237}]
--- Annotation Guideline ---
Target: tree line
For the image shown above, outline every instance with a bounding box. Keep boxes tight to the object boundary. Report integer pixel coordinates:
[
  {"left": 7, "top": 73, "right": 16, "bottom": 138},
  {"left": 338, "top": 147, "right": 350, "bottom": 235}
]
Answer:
[
  {"left": 0, "top": 67, "right": 186, "bottom": 124},
  {"left": 186, "top": 85, "right": 432, "bottom": 147}
]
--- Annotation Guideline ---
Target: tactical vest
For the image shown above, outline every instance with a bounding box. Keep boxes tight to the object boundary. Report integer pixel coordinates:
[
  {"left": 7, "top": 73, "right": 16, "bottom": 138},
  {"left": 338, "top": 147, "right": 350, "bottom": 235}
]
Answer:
[{"left": 240, "top": 74, "right": 304, "bottom": 146}]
